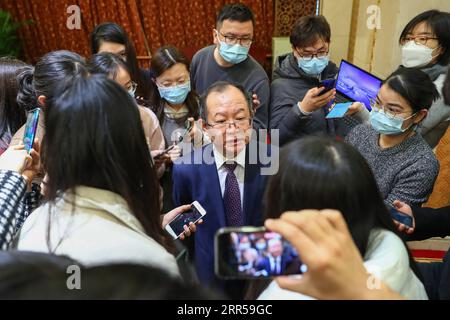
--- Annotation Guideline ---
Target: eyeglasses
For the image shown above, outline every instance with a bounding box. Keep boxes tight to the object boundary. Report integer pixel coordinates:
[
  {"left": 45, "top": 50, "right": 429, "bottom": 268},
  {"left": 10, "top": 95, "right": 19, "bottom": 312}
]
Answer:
[
  {"left": 216, "top": 30, "right": 253, "bottom": 47},
  {"left": 295, "top": 48, "right": 329, "bottom": 61},
  {"left": 401, "top": 35, "right": 438, "bottom": 46},
  {"left": 370, "top": 99, "right": 414, "bottom": 120},
  {"left": 128, "top": 81, "right": 138, "bottom": 92},
  {"left": 206, "top": 118, "right": 252, "bottom": 130}
]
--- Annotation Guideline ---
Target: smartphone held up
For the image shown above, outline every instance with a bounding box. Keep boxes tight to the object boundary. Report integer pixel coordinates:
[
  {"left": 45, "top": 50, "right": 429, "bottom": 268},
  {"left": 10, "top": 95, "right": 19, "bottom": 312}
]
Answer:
[
  {"left": 215, "top": 227, "right": 305, "bottom": 279},
  {"left": 165, "top": 201, "right": 206, "bottom": 240},
  {"left": 23, "top": 108, "right": 40, "bottom": 152},
  {"left": 389, "top": 207, "right": 414, "bottom": 228},
  {"left": 318, "top": 77, "right": 336, "bottom": 96}
]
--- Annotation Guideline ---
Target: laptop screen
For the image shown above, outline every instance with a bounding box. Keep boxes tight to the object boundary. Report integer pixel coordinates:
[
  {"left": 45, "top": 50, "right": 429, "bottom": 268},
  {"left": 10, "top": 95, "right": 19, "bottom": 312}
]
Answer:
[{"left": 336, "top": 60, "right": 382, "bottom": 110}]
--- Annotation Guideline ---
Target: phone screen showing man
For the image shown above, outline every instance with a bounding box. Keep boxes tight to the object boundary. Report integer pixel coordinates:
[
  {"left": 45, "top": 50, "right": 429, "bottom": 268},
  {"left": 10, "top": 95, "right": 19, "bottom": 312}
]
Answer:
[
  {"left": 219, "top": 231, "right": 304, "bottom": 278},
  {"left": 168, "top": 206, "right": 202, "bottom": 238}
]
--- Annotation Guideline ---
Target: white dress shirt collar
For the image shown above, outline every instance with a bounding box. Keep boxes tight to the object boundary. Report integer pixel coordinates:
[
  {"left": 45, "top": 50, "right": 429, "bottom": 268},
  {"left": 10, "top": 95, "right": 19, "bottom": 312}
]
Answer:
[
  {"left": 212, "top": 144, "right": 246, "bottom": 209},
  {"left": 213, "top": 144, "right": 246, "bottom": 171}
]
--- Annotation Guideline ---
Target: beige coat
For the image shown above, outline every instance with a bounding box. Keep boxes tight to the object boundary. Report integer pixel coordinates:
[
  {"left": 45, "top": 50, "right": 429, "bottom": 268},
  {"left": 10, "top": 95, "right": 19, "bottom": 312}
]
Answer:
[{"left": 15, "top": 186, "right": 179, "bottom": 277}]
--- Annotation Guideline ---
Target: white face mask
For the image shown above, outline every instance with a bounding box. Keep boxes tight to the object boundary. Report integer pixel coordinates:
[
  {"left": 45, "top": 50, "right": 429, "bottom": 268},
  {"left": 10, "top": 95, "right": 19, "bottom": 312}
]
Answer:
[{"left": 402, "top": 41, "right": 437, "bottom": 68}]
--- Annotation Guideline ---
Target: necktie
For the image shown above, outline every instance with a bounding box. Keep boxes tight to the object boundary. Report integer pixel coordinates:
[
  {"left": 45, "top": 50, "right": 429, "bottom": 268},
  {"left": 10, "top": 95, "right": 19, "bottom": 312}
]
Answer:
[
  {"left": 223, "top": 162, "right": 243, "bottom": 226},
  {"left": 276, "top": 257, "right": 281, "bottom": 274},
  {"left": 271, "top": 257, "right": 275, "bottom": 274},
  {"left": 271, "top": 257, "right": 280, "bottom": 275}
]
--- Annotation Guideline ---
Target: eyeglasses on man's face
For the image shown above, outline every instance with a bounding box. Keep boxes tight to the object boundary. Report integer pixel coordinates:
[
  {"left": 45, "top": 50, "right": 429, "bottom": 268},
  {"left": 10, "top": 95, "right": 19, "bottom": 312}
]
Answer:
[
  {"left": 216, "top": 30, "right": 253, "bottom": 47},
  {"left": 206, "top": 118, "right": 252, "bottom": 130},
  {"left": 295, "top": 48, "right": 329, "bottom": 61}
]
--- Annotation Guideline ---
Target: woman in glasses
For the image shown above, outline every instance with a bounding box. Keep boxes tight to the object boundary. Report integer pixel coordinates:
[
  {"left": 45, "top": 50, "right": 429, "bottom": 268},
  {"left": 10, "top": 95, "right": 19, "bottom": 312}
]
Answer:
[
  {"left": 345, "top": 67, "right": 440, "bottom": 207},
  {"left": 90, "top": 22, "right": 153, "bottom": 101},
  {"left": 399, "top": 10, "right": 450, "bottom": 148},
  {"left": 87, "top": 53, "right": 165, "bottom": 162}
]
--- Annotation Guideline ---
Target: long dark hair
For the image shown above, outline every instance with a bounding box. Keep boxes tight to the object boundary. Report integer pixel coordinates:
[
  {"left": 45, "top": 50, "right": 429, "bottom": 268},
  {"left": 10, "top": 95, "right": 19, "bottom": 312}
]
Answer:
[
  {"left": 42, "top": 75, "right": 169, "bottom": 250},
  {"left": 0, "top": 252, "right": 221, "bottom": 299},
  {"left": 90, "top": 22, "right": 151, "bottom": 99},
  {"left": 0, "top": 57, "right": 29, "bottom": 142},
  {"left": 149, "top": 45, "right": 199, "bottom": 124},
  {"left": 399, "top": 10, "right": 450, "bottom": 66},
  {"left": 245, "top": 137, "right": 422, "bottom": 299},
  {"left": 16, "top": 50, "right": 88, "bottom": 111}
]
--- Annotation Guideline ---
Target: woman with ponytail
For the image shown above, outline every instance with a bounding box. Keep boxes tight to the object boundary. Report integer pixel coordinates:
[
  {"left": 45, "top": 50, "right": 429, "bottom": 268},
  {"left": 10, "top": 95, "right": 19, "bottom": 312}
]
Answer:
[{"left": 10, "top": 51, "right": 88, "bottom": 146}]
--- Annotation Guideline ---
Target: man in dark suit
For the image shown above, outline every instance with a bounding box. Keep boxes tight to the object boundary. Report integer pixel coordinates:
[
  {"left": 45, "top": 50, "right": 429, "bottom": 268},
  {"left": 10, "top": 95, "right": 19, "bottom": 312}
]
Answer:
[
  {"left": 172, "top": 81, "right": 277, "bottom": 291},
  {"left": 255, "top": 238, "right": 293, "bottom": 276}
]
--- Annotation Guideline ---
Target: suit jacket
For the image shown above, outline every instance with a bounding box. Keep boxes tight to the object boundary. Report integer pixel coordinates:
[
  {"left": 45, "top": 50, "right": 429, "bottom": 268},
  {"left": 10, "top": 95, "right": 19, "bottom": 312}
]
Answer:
[
  {"left": 172, "top": 142, "right": 274, "bottom": 286},
  {"left": 256, "top": 254, "right": 293, "bottom": 276}
]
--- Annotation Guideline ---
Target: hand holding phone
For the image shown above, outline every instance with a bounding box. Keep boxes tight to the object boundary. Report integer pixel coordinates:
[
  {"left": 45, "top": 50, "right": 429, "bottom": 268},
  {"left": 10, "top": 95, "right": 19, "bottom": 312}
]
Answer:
[
  {"left": 326, "top": 102, "right": 353, "bottom": 119},
  {"left": 215, "top": 227, "right": 305, "bottom": 279},
  {"left": 0, "top": 144, "right": 31, "bottom": 174},
  {"left": 264, "top": 210, "right": 379, "bottom": 300},
  {"left": 318, "top": 77, "right": 336, "bottom": 96},
  {"left": 391, "top": 201, "right": 415, "bottom": 234},
  {"left": 165, "top": 201, "right": 206, "bottom": 240},
  {"left": 300, "top": 86, "right": 336, "bottom": 113},
  {"left": 389, "top": 206, "right": 414, "bottom": 229},
  {"left": 153, "top": 145, "right": 176, "bottom": 160}
]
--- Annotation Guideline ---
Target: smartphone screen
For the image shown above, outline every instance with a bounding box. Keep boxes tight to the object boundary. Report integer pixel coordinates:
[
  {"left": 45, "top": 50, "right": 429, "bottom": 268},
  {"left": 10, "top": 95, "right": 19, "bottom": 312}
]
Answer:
[
  {"left": 167, "top": 201, "right": 205, "bottom": 239},
  {"left": 389, "top": 207, "right": 413, "bottom": 228},
  {"left": 215, "top": 227, "right": 304, "bottom": 279},
  {"left": 23, "top": 109, "right": 40, "bottom": 152}
]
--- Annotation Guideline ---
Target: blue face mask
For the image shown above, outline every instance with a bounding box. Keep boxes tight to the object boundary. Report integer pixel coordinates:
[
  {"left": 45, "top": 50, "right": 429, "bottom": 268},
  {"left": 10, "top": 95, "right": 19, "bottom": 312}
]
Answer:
[
  {"left": 255, "top": 243, "right": 266, "bottom": 251},
  {"left": 298, "top": 56, "right": 329, "bottom": 75},
  {"left": 158, "top": 81, "right": 191, "bottom": 105},
  {"left": 239, "top": 243, "right": 251, "bottom": 251},
  {"left": 370, "top": 108, "right": 416, "bottom": 135},
  {"left": 217, "top": 38, "right": 250, "bottom": 65}
]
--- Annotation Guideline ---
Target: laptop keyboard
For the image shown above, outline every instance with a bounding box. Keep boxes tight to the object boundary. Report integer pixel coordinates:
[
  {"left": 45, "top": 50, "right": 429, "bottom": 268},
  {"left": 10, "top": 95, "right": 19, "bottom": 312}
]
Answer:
[{"left": 334, "top": 94, "right": 350, "bottom": 104}]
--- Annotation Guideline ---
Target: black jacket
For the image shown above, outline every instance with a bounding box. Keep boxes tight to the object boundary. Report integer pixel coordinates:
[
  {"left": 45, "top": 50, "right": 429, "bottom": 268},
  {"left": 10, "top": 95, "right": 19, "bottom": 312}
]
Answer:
[
  {"left": 407, "top": 206, "right": 450, "bottom": 241},
  {"left": 408, "top": 206, "right": 450, "bottom": 300},
  {"left": 269, "top": 53, "right": 349, "bottom": 146}
]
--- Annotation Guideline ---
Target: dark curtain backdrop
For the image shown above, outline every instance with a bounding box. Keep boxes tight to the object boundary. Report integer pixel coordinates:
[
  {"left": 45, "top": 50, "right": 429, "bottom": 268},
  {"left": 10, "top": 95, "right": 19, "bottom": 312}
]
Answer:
[
  {"left": 1, "top": 0, "right": 316, "bottom": 68},
  {"left": 0, "top": 0, "right": 273, "bottom": 65}
]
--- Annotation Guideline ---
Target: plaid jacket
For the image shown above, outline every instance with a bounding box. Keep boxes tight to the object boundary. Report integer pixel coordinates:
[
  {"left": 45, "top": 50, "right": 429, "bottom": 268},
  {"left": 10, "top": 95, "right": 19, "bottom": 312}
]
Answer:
[{"left": 0, "top": 170, "right": 41, "bottom": 250}]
